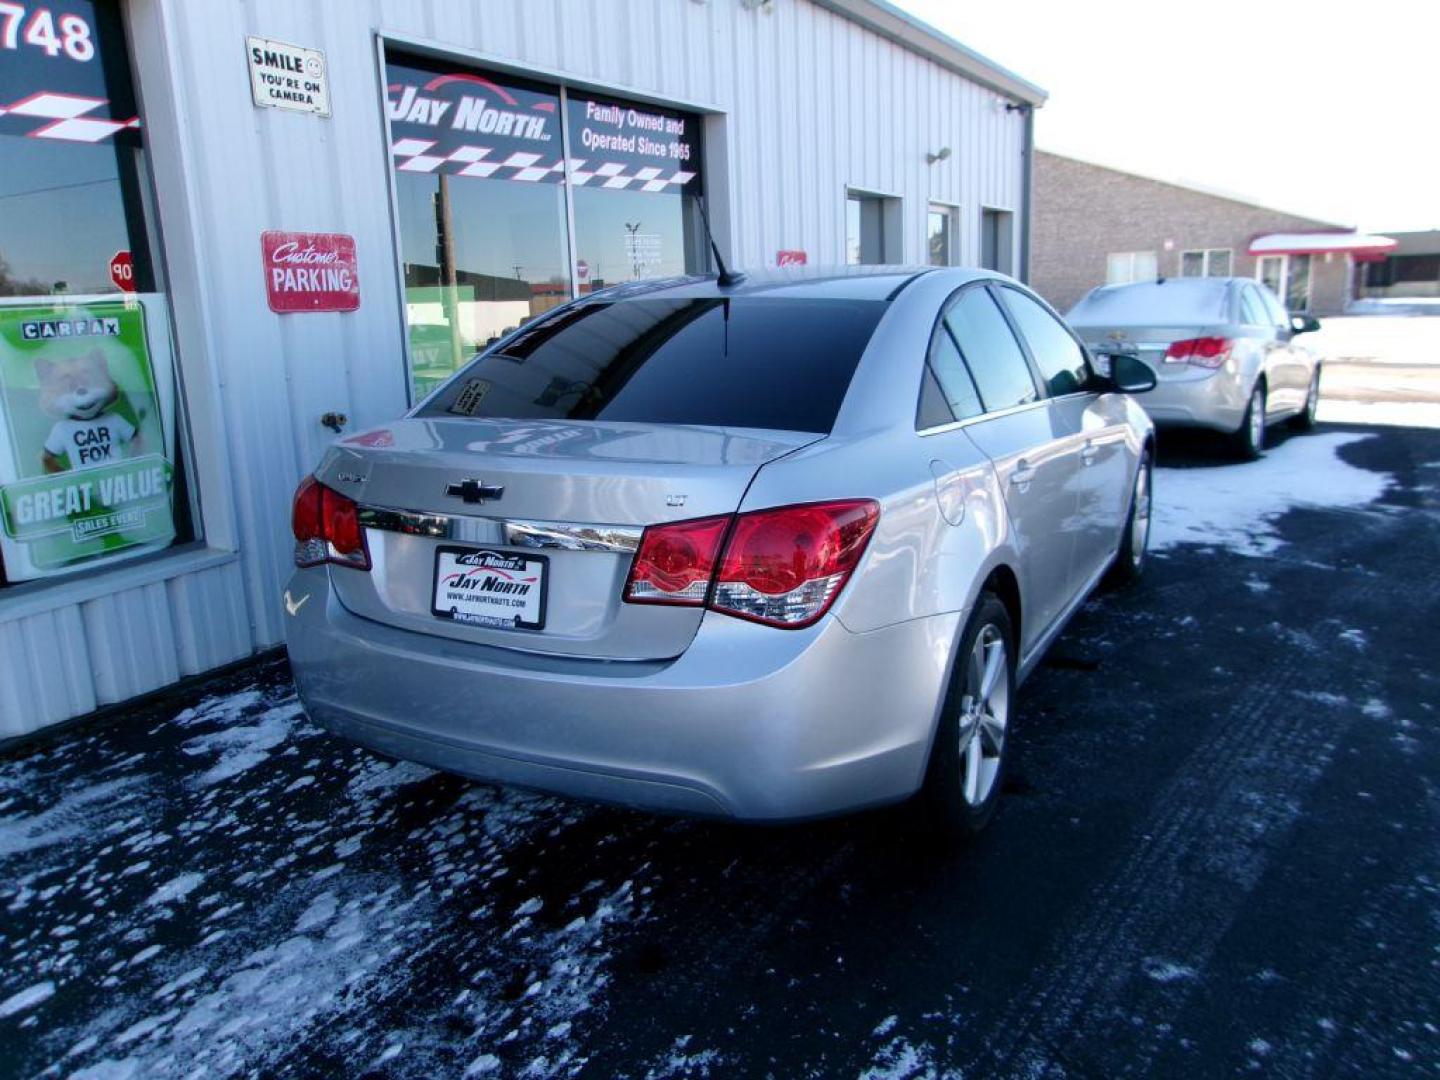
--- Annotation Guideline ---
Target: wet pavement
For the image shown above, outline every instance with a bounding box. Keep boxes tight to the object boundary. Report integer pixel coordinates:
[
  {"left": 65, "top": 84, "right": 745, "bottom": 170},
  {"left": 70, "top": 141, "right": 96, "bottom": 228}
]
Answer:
[{"left": 2, "top": 422, "right": 1437, "bottom": 1079}]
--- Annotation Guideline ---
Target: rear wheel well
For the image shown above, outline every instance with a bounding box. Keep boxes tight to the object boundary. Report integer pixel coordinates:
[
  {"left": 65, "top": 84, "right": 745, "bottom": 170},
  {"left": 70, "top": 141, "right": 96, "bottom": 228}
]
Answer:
[{"left": 982, "top": 565, "right": 1022, "bottom": 646}]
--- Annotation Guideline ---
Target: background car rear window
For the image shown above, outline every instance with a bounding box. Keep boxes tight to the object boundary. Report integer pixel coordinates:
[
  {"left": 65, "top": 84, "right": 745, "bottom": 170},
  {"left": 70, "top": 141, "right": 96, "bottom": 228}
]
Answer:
[
  {"left": 1065, "top": 279, "right": 1230, "bottom": 326},
  {"left": 419, "top": 298, "right": 885, "bottom": 433},
  {"left": 943, "top": 289, "right": 1038, "bottom": 412},
  {"left": 998, "top": 287, "right": 1091, "bottom": 397}
]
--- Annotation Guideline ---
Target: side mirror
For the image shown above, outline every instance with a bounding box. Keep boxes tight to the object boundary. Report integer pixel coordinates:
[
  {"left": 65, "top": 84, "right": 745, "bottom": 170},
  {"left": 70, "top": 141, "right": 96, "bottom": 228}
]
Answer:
[
  {"left": 1289, "top": 314, "right": 1321, "bottom": 335},
  {"left": 1110, "top": 352, "right": 1157, "bottom": 393}
]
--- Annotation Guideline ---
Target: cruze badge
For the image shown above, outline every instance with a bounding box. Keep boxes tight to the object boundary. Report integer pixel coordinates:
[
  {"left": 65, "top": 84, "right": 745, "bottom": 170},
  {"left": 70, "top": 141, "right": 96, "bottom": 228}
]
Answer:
[
  {"left": 1107, "top": 330, "right": 1128, "bottom": 342},
  {"left": 445, "top": 478, "right": 505, "bottom": 504}
]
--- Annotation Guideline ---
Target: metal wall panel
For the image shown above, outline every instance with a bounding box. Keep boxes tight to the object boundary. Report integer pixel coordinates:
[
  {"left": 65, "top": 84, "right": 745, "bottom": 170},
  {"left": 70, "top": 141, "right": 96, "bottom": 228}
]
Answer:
[{"left": 0, "top": 558, "right": 251, "bottom": 738}]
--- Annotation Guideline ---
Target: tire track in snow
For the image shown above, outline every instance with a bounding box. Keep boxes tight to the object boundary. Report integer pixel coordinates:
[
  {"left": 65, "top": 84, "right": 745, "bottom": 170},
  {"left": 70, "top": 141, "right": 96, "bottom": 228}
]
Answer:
[{"left": 973, "top": 569, "right": 1390, "bottom": 1077}]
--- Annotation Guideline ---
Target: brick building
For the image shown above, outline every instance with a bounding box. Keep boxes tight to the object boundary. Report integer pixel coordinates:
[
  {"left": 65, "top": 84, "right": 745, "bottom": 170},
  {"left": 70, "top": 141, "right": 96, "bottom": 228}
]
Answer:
[
  {"left": 1358, "top": 230, "right": 1440, "bottom": 301},
  {"left": 1030, "top": 150, "right": 1383, "bottom": 316}
]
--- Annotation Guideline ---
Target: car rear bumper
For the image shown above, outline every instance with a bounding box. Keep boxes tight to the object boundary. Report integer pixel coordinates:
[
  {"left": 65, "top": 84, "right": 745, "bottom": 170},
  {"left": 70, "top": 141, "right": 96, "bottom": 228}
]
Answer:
[
  {"left": 284, "top": 567, "right": 959, "bottom": 821},
  {"left": 1140, "top": 367, "right": 1249, "bottom": 432}
]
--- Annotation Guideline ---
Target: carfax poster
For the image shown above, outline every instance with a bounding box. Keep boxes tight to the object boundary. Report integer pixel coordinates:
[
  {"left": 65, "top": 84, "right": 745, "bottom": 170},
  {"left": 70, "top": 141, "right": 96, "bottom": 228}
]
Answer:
[{"left": 0, "top": 302, "right": 175, "bottom": 580}]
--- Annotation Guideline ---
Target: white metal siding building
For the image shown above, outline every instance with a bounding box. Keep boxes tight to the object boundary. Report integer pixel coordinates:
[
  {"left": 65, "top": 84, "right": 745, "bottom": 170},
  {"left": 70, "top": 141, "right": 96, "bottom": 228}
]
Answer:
[{"left": 0, "top": 0, "right": 1043, "bottom": 738}]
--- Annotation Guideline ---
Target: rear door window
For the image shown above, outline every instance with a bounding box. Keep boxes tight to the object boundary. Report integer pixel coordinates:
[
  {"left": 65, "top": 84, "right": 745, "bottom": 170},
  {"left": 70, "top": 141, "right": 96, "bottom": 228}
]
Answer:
[
  {"left": 1240, "top": 287, "right": 1269, "bottom": 327},
  {"left": 943, "top": 289, "right": 1039, "bottom": 412},
  {"left": 419, "top": 297, "right": 886, "bottom": 433},
  {"left": 1256, "top": 286, "right": 1289, "bottom": 327},
  {"left": 997, "top": 287, "right": 1091, "bottom": 397}
]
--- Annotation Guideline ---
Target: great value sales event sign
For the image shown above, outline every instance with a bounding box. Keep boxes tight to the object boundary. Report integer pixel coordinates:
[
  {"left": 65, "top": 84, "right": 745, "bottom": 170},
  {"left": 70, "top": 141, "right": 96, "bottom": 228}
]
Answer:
[
  {"left": 0, "top": 302, "right": 176, "bottom": 579},
  {"left": 261, "top": 231, "right": 360, "bottom": 313}
]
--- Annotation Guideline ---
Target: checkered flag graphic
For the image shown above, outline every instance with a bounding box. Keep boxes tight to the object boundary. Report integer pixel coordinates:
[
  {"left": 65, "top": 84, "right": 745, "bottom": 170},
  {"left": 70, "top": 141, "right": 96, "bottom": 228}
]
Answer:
[{"left": 0, "top": 92, "right": 139, "bottom": 142}]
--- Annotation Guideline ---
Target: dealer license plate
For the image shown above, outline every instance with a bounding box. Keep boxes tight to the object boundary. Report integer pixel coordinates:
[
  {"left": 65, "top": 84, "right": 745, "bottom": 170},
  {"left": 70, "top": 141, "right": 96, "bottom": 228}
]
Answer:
[{"left": 431, "top": 547, "right": 548, "bottom": 631}]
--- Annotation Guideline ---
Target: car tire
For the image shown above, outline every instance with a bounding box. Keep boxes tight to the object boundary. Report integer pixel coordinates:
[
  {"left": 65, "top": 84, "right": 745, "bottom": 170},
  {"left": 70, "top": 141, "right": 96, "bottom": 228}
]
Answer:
[
  {"left": 1292, "top": 367, "right": 1321, "bottom": 431},
  {"left": 1233, "top": 381, "right": 1267, "bottom": 461},
  {"left": 917, "top": 593, "right": 1016, "bottom": 839},
  {"left": 1108, "top": 446, "right": 1152, "bottom": 586}
]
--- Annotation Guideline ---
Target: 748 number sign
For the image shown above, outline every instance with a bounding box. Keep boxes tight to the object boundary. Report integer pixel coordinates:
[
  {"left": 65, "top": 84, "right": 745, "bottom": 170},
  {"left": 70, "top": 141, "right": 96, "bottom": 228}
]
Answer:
[{"left": 0, "top": 3, "right": 95, "bottom": 62}]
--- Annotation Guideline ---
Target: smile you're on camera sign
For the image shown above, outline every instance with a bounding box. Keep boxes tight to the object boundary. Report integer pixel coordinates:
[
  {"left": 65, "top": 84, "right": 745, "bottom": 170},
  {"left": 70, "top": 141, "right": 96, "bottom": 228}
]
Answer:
[{"left": 246, "top": 35, "right": 330, "bottom": 117}]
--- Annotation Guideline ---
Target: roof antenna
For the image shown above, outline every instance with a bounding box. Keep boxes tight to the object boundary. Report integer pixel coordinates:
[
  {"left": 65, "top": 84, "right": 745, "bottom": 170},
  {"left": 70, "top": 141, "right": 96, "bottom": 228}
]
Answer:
[{"left": 694, "top": 193, "right": 746, "bottom": 288}]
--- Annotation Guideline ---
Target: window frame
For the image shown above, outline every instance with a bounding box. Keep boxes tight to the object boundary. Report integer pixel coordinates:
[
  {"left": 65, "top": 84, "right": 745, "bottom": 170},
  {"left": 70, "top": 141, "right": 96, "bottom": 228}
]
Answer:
[
  {"left": 846, "top": 187, "right": 903, "bottom": 265},
  {"left": 1106, "top": 250, "right": 1158, "bottom": 285},
  {"left": 979, "top": 207, "right": 1015, "bottom": 274},
  {"left": 376, "top": 37, "right": 719, "bottom": 406},
  {"left": 926, "top": 202, "right": 960, "bottom": 268},
  {"left": 1180, "top": 247, "right": 1235, "bottom": 278},
  {"left": 0, "top": 0, "right": 211, "bottom": 593}
]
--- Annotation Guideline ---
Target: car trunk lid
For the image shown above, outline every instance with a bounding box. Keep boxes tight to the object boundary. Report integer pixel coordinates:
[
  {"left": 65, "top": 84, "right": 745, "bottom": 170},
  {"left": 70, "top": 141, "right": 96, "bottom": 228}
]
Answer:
[
  {"left": 317, "top": 417, "right": 818, "bottom": 660},
  {"left": 1077, "top": 324, "right": 1231, "bottom": 381}
]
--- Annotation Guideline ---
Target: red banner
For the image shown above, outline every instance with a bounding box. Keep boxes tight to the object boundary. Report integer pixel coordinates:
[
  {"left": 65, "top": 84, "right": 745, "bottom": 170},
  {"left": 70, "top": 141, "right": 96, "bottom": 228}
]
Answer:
[{"left": 261, "top": 231, "right": 360, "bottom": 313}]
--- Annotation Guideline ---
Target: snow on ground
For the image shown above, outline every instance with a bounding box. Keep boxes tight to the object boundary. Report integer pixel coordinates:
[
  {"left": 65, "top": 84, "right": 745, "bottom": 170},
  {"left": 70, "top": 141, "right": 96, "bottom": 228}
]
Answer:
[
  {"left": 1316, "top": 399, "right": 1440, "bottom": 428},
  {"left": 1151, "top": 432, "right": 1391, "bottom": 557},
  {"left": 0, "top": 678, "right": 651, "bottom": 1079}
]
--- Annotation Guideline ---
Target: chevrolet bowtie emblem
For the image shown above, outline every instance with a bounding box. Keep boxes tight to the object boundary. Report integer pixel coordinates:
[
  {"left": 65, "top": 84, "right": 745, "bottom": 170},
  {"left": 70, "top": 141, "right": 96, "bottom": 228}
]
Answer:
[{"left": 445, "top": 478, "right": 506, "bottom": 504}]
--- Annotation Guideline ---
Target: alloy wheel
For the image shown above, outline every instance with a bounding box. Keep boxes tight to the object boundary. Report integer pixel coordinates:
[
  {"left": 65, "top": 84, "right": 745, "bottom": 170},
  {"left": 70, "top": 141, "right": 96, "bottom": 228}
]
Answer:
[
  {"left": 957, "top": 625, "right": 1009, "bottom": 806},
  {"left": 1131, "top": 455, "right": 1152, "bottom": 568},
  {"left": 1249, "top": 386, "right": 1266, "bottom": 451}
]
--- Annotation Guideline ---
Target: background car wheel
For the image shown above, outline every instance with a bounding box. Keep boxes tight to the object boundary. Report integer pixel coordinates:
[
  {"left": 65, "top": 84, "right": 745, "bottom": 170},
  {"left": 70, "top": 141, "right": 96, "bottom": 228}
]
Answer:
[
  {"left": 1292, "top": 368, "right": 1321, "bottom": 431},
  {"left": 1108, "top": 447, "right": 1152, "bottom": 586},
  {"left": 917, "top": 593, "right": 1016, "bottom": 839},
  {"left": 1234, "top": 382, "right": 1267, "bottom": 461}
]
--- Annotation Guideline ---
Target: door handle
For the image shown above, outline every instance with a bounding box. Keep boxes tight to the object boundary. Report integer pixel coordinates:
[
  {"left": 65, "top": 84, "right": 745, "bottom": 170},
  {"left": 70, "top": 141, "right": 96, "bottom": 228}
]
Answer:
[
  {"left": 1080, "top": 441, "right": 1100, "bottom": 465},
  {"left": 1010, "top": 464, "right": 1037, "bottom": 486}
]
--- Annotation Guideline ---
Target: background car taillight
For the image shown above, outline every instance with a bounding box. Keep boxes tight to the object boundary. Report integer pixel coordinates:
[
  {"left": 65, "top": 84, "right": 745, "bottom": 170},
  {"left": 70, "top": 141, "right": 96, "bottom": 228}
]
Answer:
[
  {"left": 624, "top": 500, "right": 880, "bottom": 629},
  {"left": 1164, "top": 336, "right": 1232, "bottom": 369},
  {"left": 623, "top": 515, "right": 729, "bottom": 605},
  {"left": 292, "top": 475, "right": 370, "bottom": 570}
]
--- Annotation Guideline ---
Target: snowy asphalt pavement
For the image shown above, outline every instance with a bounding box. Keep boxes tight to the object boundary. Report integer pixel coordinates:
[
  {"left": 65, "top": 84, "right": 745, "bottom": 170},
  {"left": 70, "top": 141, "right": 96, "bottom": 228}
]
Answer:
[{"left": 3, "top": 423, "right": 1438, "bottom": 1079}]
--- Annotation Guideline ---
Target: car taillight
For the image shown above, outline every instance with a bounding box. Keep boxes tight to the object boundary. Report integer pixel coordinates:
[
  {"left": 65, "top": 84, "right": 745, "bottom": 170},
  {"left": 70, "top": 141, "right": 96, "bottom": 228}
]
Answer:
[
  {"left": 292, "top": 475, "right": 370, "bottom": 570},
  {"left": 623, "top": 500, "right": 880, "bottom": 629},
  {"left": 623, "top": 515, "right": 730, "bottom": 605},
  {"left": 713, "top": 500, "right": 879, "bottom": 628},
  {"left": 1164, "top": 336, "right": 1231, "bottom": 369}
]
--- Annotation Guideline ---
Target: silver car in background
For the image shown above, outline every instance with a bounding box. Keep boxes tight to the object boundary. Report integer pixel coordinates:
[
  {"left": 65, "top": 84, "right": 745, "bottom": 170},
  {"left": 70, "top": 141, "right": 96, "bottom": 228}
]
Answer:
[
  {"left": 1066, "top": 277, "right": 1323, "bottom": 458},
  {"left": 284, "top": 267, "right": 1156, "bottom": 835}
]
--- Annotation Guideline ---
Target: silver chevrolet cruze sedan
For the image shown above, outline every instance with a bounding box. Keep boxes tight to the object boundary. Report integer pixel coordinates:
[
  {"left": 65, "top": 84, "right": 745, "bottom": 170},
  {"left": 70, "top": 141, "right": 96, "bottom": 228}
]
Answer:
[
  {"left": 284, "top": 267, "right": 1156, "bottom": 834},
  {"left": 1066, "top": 277, "right": 1323, "bottom": 459}
]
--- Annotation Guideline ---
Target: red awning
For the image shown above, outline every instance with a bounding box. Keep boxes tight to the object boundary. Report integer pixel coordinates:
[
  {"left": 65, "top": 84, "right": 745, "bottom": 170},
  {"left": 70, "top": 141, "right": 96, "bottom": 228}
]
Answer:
[{"left": 1248, "top": 232, "right": 1397, "bottom": 261}]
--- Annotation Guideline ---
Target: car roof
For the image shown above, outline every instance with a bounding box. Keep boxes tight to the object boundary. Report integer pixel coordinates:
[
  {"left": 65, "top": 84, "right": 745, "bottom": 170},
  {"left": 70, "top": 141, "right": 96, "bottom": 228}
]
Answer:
[{"left": 587, "top": 265, "right": 999, "bottom": 303}]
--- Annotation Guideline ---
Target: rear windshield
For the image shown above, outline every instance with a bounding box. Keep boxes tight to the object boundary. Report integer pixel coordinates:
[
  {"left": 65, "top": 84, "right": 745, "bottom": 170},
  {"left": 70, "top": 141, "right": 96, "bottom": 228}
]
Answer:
[
  {"left": 416, "top": 297, "right": 885, "bottom": 434},
  {"left": 1066, "top": 279, "right": 1230, "bottom": 326}
]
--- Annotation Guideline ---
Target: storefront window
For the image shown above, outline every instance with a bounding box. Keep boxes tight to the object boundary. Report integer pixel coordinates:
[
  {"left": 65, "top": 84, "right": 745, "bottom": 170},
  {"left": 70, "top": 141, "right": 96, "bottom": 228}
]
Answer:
[
  {"left": 0, "top": 0, "right": 197, "bottom": 587},
  {"left": 386, "top": 58, "right": 571, "bottom": 401},
  {"left": 385, "top": 53, "right": 708, "bottom": 402},
  {"left": 566, "top": 91, "right": 705, "bottom": 290}
]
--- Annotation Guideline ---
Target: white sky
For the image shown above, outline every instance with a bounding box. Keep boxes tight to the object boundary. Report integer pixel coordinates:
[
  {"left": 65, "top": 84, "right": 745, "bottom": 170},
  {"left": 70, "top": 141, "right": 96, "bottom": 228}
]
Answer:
[{"left": 894, "top": 0, "right": 1439, "bottom": 232}]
